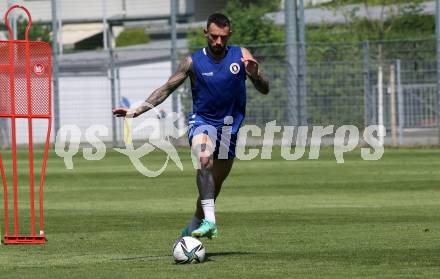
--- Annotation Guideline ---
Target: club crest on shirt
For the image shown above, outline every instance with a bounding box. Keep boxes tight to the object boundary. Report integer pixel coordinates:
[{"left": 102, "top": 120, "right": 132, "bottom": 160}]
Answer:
[{"left": 230, "top": 63, "right": 240, "bottom": 74}]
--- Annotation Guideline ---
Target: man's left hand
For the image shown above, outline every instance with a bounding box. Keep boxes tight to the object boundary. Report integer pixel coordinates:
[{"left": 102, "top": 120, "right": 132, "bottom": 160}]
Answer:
[{"left": 241, "top": 57, "right": 259, "bottom": 78}]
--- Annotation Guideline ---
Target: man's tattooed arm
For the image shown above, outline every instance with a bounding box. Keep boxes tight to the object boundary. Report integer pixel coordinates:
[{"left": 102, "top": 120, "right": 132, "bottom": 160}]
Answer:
[
  {"left": 249, "top": 68, "right": 270, "bottom": 95},
  {"left": 133, "top": 56, "right": 192, "bottom": 117}
]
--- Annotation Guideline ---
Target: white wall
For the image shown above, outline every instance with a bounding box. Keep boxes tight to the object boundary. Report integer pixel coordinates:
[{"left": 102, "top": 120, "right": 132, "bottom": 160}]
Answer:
[
  {"left": 58, "top": 75, "right": 112, "bottom": 142},
  {"left": 56, "top": 61, "right": 174, "bottom": 144},
  {"left": 118, "top": 61, "right": 174, "bottom": 142}
]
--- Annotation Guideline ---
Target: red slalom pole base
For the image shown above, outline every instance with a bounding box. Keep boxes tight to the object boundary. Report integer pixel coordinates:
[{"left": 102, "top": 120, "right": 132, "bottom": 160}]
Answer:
[{"left": 3, "top": 235, "right": 46, "bottom": 245}]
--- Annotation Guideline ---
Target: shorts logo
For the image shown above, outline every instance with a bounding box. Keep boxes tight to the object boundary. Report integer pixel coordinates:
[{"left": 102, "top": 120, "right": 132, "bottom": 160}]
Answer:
[
  {"left": 33, "top": 64, "right": 45, "bottom": 76},
  {"left": 230, "top": 63, "right": 240, "bottom": 74}
]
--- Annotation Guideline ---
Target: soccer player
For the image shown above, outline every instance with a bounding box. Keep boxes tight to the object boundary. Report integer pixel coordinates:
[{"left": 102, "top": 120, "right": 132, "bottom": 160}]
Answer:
[{"left": 113, "top": 13, "right": 269, "bottom": 238}]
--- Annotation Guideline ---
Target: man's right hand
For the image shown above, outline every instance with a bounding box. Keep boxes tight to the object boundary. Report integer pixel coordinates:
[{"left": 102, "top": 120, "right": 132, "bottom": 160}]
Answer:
[{"left": 112, "top": 108, "right": 137, "bottom": 118}]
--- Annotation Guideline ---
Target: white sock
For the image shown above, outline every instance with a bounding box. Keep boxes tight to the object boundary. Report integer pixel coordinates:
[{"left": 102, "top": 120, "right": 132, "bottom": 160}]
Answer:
[
  {"left": 201, "top": 199, "right": 216, "bottom": 223},
  {"left": 188, "top": 216, "right": 201, "bottom": 233}
]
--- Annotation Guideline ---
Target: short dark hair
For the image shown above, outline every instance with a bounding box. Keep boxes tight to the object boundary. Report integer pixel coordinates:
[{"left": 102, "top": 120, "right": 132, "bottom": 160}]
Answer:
[{"left": 207, "top": 13, "right": 231, "bottom": 29}]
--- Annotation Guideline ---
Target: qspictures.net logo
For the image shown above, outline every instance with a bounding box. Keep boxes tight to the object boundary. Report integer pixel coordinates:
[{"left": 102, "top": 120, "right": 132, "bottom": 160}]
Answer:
[{"left": 55, "top": 104, "right": 386, "bottom": 177}]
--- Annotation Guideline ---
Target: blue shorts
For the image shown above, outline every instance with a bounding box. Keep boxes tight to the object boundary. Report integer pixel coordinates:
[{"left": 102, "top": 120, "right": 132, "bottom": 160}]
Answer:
[{"left": 188, "top": 123, "right": 238, "bottom": 160}]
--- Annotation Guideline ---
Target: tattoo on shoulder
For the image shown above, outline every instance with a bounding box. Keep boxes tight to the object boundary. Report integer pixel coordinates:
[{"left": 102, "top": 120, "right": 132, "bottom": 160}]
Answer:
[{"left": 177, "top": 56, "right": 193, "bottom": 75}]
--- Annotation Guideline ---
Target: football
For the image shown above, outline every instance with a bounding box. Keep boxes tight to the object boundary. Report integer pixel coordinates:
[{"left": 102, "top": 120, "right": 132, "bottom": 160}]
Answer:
[{"left": 172, "top": 237, "right": 206, "bottom": 264}]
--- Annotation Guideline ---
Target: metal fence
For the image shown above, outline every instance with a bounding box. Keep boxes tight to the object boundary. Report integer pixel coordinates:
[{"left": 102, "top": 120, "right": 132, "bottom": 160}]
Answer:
[
  {"left": 60, "top": 38, "right": 440, "bottom": 146},
  {"left": 1, "top": 39, "right": 438, "bottom": 148},
  {"left": 244, "top": 39, "right": 438, "bottom": 145}
]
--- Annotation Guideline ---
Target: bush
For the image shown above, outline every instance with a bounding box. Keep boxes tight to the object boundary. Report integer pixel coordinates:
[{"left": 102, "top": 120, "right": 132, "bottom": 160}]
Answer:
[{"left": 116, "top": 28, "right": 150, "bottom": 47}]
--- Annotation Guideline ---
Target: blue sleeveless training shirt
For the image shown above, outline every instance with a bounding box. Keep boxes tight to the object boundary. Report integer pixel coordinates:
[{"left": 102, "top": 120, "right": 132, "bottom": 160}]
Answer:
[{"left": 189, "top": 46, "right": 246, "bottom": 134}]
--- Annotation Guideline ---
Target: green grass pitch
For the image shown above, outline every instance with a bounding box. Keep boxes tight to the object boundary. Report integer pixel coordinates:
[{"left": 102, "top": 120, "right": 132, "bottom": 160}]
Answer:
[{"left": 0, "top": 147, "right": 440, "bottom": 278}]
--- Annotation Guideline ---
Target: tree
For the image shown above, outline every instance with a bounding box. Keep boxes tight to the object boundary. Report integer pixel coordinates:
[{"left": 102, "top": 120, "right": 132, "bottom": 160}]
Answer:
[
  {"left": 17, "top": 17, "right": 51, "bottom": 42},
  {"left": 116, "top": 28, "right": 150, "bottom": 47},
  {"left": 327, "top": 0, "right": 428, "bottom": 61},
  {"left": 306, "top": 0, "right": 434, "bottom": 127},
  {"left": 188, "top": 0, "right": 283, "bottom": 48}
]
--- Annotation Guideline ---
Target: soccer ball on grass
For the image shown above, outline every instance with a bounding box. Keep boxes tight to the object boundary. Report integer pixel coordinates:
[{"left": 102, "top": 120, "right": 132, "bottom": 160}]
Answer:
[{"left": 172, "top": 236, "right": 205, "bottom": 264}]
